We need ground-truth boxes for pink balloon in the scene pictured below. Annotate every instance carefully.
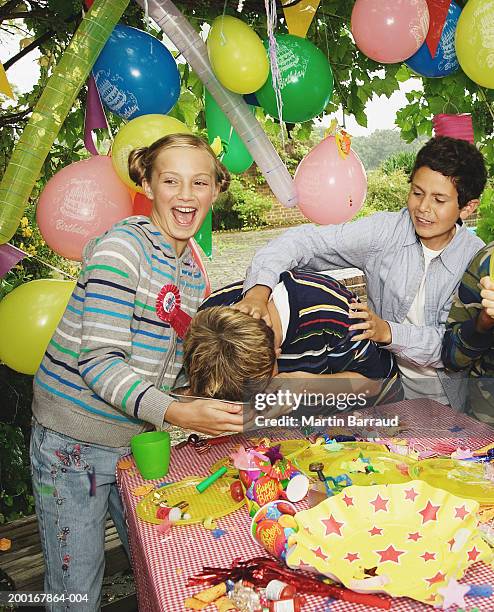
[351,0,429,64]
[37,156,133,261]
[294,136,367,225]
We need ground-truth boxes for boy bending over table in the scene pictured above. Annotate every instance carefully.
[182,270,402,409]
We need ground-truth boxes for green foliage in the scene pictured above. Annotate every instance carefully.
[213,176,272,231]
[350,130,426,171]
[0,202,78,301]
[0,363,36,523]
[380,150,417,176]
[475,185,494,245]
[357,168,409,218]
[394,66,494,172]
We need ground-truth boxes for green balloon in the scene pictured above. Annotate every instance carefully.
[194,208,212,259]
[256,34,334,123]
[205,89,254,174]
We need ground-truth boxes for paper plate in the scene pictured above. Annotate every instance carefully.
[292,443,390,480]
[287,480,491,605]
[136,476,245,525]
[209,439,310,477]
[410,458,494,505]
[322,449,416,487]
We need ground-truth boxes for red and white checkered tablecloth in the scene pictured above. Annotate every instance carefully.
[117,400,494,612]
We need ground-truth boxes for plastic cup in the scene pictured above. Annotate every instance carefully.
[251,500,298,561]
[131,431,170,480]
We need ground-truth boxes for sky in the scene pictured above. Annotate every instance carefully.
[0,26,421,137]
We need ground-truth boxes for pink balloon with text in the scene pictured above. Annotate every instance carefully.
[351,0,429,64]
[37,156,133,261]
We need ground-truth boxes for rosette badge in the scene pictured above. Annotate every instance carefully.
[156,284,192,338]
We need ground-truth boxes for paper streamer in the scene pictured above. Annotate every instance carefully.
[0,62,14,99]
[84,74,109,155]
[0,0,129,245]
[134,0,297,208]
[425,0,453,58]
[0,243,26,278]
[282,0,321,38]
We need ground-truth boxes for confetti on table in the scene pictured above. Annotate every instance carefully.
[467,584,493,597]
[203,516,218,530]
[212,528,226,540]
[438,578,470,609]
[132,484,154,496]
[117,457,134,470]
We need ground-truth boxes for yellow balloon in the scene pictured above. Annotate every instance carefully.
[207,16,269,94]
[111,114,192,192]
[455,0,494,89]
[0,279,75,375]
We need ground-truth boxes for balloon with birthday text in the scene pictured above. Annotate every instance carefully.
[351,0,430,64]
[294,136,367,225]
[406,1,461,78]
[93,24,180,119]
[455,0,494,89]
[255,34,334,123]
[37,156,133,261]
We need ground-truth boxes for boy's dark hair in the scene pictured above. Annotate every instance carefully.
[410,136,487,208]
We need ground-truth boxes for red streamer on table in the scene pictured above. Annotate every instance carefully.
[188,556,390,610]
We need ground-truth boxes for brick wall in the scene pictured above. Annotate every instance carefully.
[245,163,481,229]
[242,165,309,227]
[264,197,309,226]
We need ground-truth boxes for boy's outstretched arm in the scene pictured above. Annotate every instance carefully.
[243,216,381,294]
[442,247,494,371]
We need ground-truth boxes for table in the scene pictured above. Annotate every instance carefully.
[117,400,494,611]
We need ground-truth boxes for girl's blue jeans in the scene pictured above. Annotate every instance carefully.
[30,418,131,611]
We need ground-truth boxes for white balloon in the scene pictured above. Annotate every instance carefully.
[134,0,297,208]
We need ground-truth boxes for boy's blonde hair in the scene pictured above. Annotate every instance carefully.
[183,306,276,402]
[128,133,230,192]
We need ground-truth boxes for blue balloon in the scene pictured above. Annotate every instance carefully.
[405,1,461,78]
[93,24,180,119]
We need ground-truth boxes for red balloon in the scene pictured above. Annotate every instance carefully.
[133,193,153,216]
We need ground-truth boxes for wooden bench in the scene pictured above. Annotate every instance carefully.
[0,515,136,609]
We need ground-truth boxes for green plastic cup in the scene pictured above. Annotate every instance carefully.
[131,431,171,480]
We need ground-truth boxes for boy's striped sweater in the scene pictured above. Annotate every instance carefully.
[32,217,206,447]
